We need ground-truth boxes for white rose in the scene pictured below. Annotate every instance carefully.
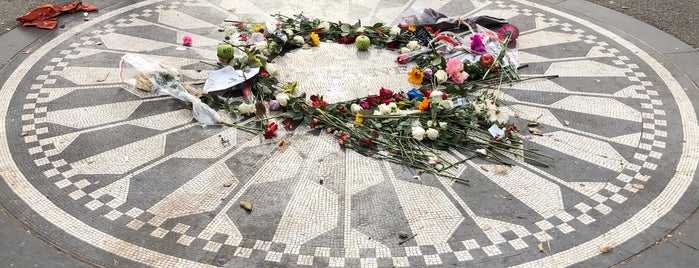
[435,70,448,84]
[356,26,366,32]
[318,21,330,31]
[264,63,279,76]
[439,99,454,110]
[237,103,255,115]
[387,102,398,114]
[411,127,425,141]
[284,28,294,37]
[400,47,412,54]
[373,110,382,115]
[426,128,439,140]
[407,40,420,51]
[486,109,499,122]
[292,35,305,45]
[350,103,363,114]
[275,93,290,106]
[430,90,444,103]
[389,26,401,36]
[377,103,390,115]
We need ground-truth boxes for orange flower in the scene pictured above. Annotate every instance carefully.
[407,26,416,32]
[310,32,320,46]
[417,98,431,111]
[407,67,424,84]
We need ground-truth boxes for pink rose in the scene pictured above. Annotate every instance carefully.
[445,58,463,76]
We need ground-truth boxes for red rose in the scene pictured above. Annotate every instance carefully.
[379,87,393,98]
[420,89,432,97]
[310,95,320,102]
[385,41,398,49]
[240,35,248,41]
[266,122,278,132]
[358,138,374,147]
[337,36,356,44]
[365,95,380,106]
[396,54,409,64]
[263,122,279,139]
[336,105,346,113]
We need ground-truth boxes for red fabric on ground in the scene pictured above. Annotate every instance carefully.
[16,1,98,30]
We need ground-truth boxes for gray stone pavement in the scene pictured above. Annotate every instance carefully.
[0,0,698,267]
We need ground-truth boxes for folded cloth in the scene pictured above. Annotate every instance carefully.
[16,1,97,30]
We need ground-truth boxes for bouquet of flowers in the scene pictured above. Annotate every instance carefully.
[199,11,554,180]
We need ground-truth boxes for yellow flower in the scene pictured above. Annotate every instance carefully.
[310,32,320,46]
[417,98,431,111]
[407,26,416,32]
[253,24,266,33]
[407,67,424,84]
[355,112,364,124]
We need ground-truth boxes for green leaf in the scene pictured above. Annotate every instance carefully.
[372,22,383,28]
[431,57,442,66]
[340,24,350,33]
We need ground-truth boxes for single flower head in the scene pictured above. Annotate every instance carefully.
[407,67,424,84]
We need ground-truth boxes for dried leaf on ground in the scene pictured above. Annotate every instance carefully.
[528,127,543,136]
[537,243,544,252]
[398,231,408,239]
[632,183,645,190]
[480,165,489,171]
[96,72,109,82]
[493,166,508,175]
[564,120,570,126]
[481,225,491,231]
[598,245,612,253]
[240,200,253,211]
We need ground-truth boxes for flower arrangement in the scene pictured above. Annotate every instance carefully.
[201,12,554,181]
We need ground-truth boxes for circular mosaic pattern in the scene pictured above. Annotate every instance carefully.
[0,0,697,267]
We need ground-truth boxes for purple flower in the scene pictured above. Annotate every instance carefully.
[470,34,487,54]
[268,100,281,111]
[423,68,433,79]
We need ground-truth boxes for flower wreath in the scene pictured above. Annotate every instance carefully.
[198,12,552,181]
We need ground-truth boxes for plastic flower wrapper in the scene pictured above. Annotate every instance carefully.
[119,54,223,126]
[473,24,521,80]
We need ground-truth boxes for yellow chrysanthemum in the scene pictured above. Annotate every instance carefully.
[407,67,424,84]
[310,32,320,46]
[407,26,416,32]
[355,112,364,124]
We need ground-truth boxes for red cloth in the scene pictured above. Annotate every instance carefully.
[16,1,97,30]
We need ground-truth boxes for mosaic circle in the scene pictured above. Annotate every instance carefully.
[0,0,697,267]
